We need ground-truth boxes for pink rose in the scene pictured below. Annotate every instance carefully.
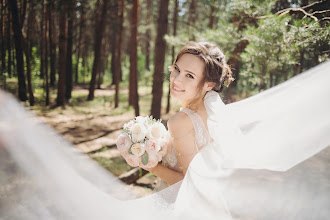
[145,139,160,154]
[158,138,169,157]
[139,153,159,169]
[125,154,140,167]
[116,133,132,152]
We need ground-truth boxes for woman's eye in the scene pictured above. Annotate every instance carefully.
[174,66,180,72]
[187,74,194,79]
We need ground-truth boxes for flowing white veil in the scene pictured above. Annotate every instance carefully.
[175,61,330,219]
[0,61,329,219]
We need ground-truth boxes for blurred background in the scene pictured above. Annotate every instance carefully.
[0,0,329,196]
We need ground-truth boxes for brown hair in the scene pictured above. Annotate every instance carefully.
[173,41,234,93]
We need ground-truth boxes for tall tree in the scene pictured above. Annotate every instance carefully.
[24,0,35,106]
[166,0,178,113]
[145,0,152,71]
[44,0,49,105]
[87,0,108,101]
[151,0,169,119]
[40,0,49,105]
[115,0,125,108]
[0,0,5,75]
[40,0,45,80]
[129,0,140,116]
[75,2,85,85]
[208,0,216,29]
[7,3,12,78]
[9,0,27,101]
[227,40,249,88]
[110,23,117,85]
[56,0,68,106]
[65,0,75,100]
[188,0,196,38]
[48,0,56,87]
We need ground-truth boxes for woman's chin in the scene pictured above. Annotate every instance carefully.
[170,90,184,100]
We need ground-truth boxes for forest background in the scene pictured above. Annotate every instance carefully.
[0,0,329,195]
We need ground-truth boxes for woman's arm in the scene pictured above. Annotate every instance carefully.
[168,112,198,176]
[142,112,197,185]
[143,164,184,185]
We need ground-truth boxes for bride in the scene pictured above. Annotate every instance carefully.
[0,42,329,219]
[144,42,234,186]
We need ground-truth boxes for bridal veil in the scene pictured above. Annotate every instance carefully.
[0,61,329,219]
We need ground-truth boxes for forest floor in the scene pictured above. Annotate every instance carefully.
[30,85,177,198]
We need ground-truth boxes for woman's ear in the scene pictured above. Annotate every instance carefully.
[204,82,216,91]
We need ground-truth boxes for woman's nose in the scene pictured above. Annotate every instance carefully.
[172,72,183,84]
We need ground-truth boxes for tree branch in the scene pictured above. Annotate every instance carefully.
[277,7,319,21]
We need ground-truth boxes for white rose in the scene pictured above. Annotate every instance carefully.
[130,143,146,157]
[148,123,166,139]
[135,116,146,123]
[130,123,146,142]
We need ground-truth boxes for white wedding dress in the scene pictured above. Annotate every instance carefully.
[0,61,329,219]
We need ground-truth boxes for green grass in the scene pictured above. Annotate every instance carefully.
[93,156,132,177]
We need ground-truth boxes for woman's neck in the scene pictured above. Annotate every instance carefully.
[181,97,205,112]
[181,91,208,111]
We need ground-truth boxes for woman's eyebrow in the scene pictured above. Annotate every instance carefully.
[175,63,197,77]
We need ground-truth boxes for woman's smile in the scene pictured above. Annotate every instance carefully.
[172,83,185,93]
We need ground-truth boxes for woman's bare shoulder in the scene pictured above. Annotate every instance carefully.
[167,111,193,139]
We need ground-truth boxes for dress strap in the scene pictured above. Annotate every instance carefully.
[180,108,210,151]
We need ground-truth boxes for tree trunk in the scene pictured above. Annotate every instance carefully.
[151,0,169,119]
[166,0,178,114]
[44,0,49,105]
[56,0,68,106]
[65,0,74,100]
[7,5,12,78]
[82,34,89,84]
[208,1,215,29]
[115,0,125,108]
[49,0,56,87]
[40,0,45,80]
[41,0,49,105]
[9,0,27,101]
[145,0,152,71]
[298,50,304,74]
[87,0,108,101]
[12,44,16,77]
[23,0,34,106]
[188,0,196,37]
[1,0,6,74]
[129,0,140,116]
[75,4,85,85]
[110,28,117,85]
[227,39,249,87]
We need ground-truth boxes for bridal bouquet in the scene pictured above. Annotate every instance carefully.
[116,116,169,169]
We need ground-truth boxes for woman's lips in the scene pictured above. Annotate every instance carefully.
[172,86,185,92]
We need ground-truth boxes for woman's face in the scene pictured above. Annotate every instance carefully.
[170,53,208,105]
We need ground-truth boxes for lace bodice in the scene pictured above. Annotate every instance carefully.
[161,108,211,172]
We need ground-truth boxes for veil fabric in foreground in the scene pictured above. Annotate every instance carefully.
[1,61,330,219]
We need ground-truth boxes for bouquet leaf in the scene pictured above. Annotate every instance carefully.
[141,152,149,166]
[128,146,133,155]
